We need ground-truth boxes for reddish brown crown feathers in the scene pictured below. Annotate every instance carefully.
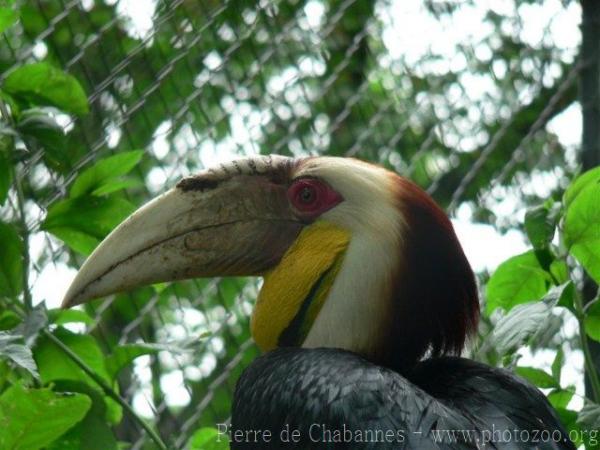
[385,175,480,370]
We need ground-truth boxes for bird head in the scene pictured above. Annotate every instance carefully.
[63,155,479,370]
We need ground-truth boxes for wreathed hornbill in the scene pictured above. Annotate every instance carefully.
[63,155,574,449]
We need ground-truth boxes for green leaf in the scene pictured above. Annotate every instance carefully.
[188,427,230,450]
[0,89,20,118]
[105,342,187,381]
[0,221,23,297]
[91,178,143,197]
[578,402,600,429]
[104,397,122,425]
[15,306,48,347]
[47,309,93,327]
[0,135,11,205]
[491,297,557,355]
[556,408,583,446]
[583,431,600,450]
[548,388,575,410]
[46,381,118,450]
[555,275,575,310]
[545,282,575,309]
[34,327,110,387]
[44,228,100,256]
[549,260,569,285]
[485,250,549,315]
[105,343,164,381]
[0,310,21,330]
[524,203,560,250]
[42,195,135,255]
[17,109,66,155]
[564,166,600,207]
[70,151,144,198]
[0,7,18,34]
[0,384,91,450]
[552,348,564,382]
[564,182,600,283]
[515,366,559,389]
[42,196,135,237]
[14,108,71,173]
[0,332,39,378]
[584,300,600,343]
[3,62,89,116]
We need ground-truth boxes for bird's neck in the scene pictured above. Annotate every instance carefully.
[301,227,399,366]
[251,222,351,351]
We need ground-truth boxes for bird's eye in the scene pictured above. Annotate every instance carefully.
[290,180,321,211]
[287,178,343,219]
[299,186,316,204]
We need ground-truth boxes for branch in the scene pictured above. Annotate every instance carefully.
[42,329,168,450]
[0,98,31,310]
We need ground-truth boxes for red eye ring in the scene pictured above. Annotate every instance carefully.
[287,178,343,219]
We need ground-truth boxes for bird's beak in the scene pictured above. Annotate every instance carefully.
[62,157,302,308]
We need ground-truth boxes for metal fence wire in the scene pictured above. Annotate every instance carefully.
[0,0,585,448]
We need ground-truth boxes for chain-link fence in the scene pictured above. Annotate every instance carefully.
[0,0,586,448]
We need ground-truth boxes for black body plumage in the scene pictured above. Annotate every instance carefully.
[231,348,575,450]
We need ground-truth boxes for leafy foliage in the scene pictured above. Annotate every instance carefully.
[515,366,559,389]
[0,331,38,378]
[483,167,600,444]
[0,221,22,297]
[42,196,136,255]
[188,427,230,450]
[0,31,153,445]
[3,62,88,116]
[564,172,600,284]
[0,384,91,450]
[485,251,549,314]
[40,151,143,255]
[0,6,18,35]
[585,300,600,343]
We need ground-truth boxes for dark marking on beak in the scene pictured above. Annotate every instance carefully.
[176,177,220,192]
